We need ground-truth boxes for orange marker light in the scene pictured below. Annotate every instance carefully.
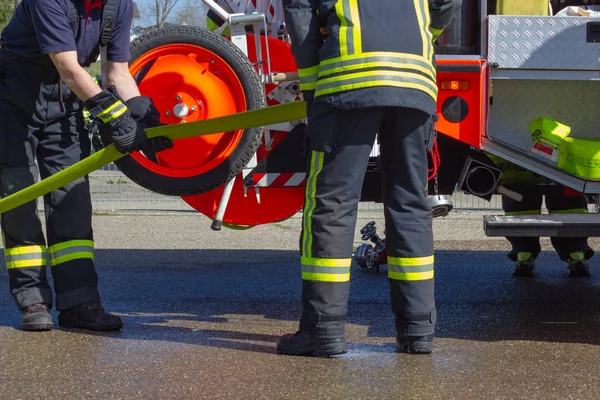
[440,80,469,91]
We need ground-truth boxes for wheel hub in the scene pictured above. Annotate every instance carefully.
[173,103,189,119]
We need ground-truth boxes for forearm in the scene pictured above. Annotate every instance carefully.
[50,52,101,101]
[107,66,140,102]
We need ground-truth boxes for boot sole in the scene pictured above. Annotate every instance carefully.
[397,344,433,354]
[23,322,53,331]
[277,342,348,358]
[58,317,123,331]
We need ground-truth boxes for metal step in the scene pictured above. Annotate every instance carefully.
[484,213,600,237]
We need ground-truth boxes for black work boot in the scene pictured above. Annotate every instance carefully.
[22,303,53,331]
[397,333,434,354]
[58,302,122,331]
[512,252,536,277]
[566,252,591,278]
[277,329,347,357]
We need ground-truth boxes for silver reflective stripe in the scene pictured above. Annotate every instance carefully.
[316,72,438,94]
[388,264,434,274]
[302,265,352,275]
[5,252,45,263]
[50,246,94,260]
[319,56,435,79]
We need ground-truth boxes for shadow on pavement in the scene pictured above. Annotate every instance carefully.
[1,249,599,352]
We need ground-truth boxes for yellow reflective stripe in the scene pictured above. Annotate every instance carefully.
[302,272,351,282]
[298,66,319,77]
[422,0,433,60]
[389,270,434,281]
[6,259,46,269]
[413,0,432,60]
[505,210,542,216]
[317,80,437,100]
[320,51,432,67]
[300,82,317,91]
[387,255,434,266]
[315,70,438,100]
[97,101,127,123]
[299,66,319,91]
[348,0,361,54]
[5,245,46,256]
[336,0,349,56]
[49,240,94,254]
[302,151,325,258]
[50,252,94,267]
[549,208,589,214]
[301,257,352,267]
[319,61,435,81]
[97,101,122,118]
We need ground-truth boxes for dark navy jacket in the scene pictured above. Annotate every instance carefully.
[1,0,133,67]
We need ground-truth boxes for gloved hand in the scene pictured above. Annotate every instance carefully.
[126,95,174,154]
[84,87,172,155]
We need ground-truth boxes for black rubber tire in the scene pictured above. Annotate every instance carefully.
[115,25,265,196]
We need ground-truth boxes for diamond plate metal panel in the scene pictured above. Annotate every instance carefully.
[488,15,600,70]
[488,79,600,159]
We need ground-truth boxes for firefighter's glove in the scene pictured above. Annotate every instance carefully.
[84,87,172,155]
[126,95,163,128]
[125,95,174,154]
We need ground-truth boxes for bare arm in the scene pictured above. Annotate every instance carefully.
[49,51,101,101]
[106,60,140,102]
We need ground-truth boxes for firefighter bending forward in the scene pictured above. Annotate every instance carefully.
[0,0,172,331]
[277,0,461,356]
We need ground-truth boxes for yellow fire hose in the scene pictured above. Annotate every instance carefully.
[0,101,307,214]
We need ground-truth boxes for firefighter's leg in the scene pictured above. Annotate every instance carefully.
[277,104,382,357]
[378,107,436,354]
[502,193,543,277]
[36,112,122,330]
[0,105,54,331]
[546,193,594,277]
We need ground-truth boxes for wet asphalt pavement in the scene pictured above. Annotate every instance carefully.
[1,210,600,399]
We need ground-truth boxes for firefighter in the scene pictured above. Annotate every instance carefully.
[492,158,594,277]
[276,0,461,356]
[0,0,172,331]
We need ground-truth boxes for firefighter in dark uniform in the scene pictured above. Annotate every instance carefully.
[277,0,461,356]
[0,0,171,331]
[491,157,594,277]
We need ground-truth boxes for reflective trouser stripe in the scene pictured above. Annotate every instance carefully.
[49,240,94,266]
[299,65,319,91]
[96,101,127,123]
[549,208,588,214]
[5,245,47,269]
[388,256,434,281]
[335,0,361,56]
[301,257,351,282]
[505,210,542,216]
[414,0,433,60]
[302,151,325,258]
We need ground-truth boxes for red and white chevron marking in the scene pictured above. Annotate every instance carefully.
[251,173,306,188]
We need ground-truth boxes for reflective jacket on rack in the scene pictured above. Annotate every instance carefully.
[284,0,461,114]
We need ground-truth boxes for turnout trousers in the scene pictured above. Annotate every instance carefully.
[502,193,594,261]
[299,103,436,338]
[0,51,100,311]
